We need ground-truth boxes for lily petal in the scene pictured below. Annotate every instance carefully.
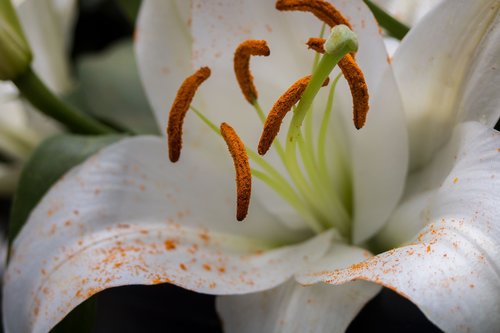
[3,136,333,333]
[297,122,500,332]
[217,279,380,333]
[16,0,76,92]
[392,0,500,170]
[307,2,409,245]
[218,243,380,333]
[373,0,444,26]
[135,0,192,134]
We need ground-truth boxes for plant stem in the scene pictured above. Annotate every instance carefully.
[13,68,116,135]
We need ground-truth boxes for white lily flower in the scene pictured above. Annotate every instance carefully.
[0,0,77,193]
[3,0,500,332]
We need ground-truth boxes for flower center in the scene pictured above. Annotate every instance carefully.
[166,0,369,243]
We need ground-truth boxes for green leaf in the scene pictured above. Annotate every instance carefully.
[65,40,159,135]
[363,0,410,40]
[9,134,124,243]
[115,0,142,23]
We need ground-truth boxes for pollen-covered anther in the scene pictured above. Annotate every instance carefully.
[234,40,271,104]
[220,122,252,221]
[306,37,369,129]
[276,0,352,30]
[339,55,369,129]
[258,75,330,155]
[167,67,211,162]
[306,37,327,54]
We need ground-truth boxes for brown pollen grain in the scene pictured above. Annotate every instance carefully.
[220,123,252,221]
[234,40,270,104]
[167,66,211,162]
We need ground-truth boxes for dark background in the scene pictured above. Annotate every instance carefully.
[6,0,489,331]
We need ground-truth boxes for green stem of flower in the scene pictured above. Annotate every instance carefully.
[317,73,341,178]
[12,68,116,135]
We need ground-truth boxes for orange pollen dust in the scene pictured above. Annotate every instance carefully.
[276,0,352,30]
[258,75,330,155]
[167,66,211,162]
[220,122,252,221]
[234,40,271,104]
[306,37,369,129]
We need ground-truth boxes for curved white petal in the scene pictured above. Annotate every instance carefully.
[135,0,192,134]
[3,136,334,333]
[297,0,408,244]
[16,0,75,93]
[218,242,380,333]
[373,0,444,26]
[217,279,380,333]
[376,119,488,247]
[297,122,500,332]
[346,66,408,244]
[393,0,500,170]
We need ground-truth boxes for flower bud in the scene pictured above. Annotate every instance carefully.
[0,0,32,80]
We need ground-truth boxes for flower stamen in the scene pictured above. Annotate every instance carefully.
[258,76,329,155]
[275,0,352,30]
[306,37,369,129]
[167,67,211,162]
[220,122,252,221]
[234,40,271,104]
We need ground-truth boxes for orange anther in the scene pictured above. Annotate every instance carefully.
[306,38,369,129]
[220,123,252,221]
[234,40,271,104]
[167,67,211,162]
[258,75,329,155]
[276,0,352,30]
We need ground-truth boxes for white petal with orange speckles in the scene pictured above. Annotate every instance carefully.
[297,122,500,332]
[392,0,500,171]
[218,243,380,333]
[2,136,334,333]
